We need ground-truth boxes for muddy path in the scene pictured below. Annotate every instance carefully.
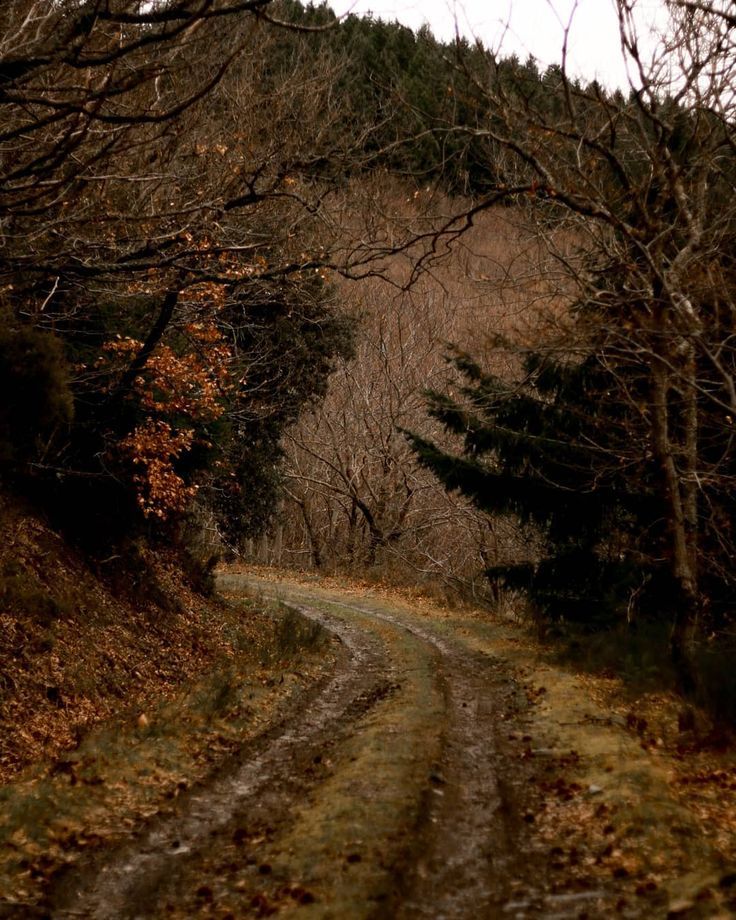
[32,573,686,918]
[43,598,396,918]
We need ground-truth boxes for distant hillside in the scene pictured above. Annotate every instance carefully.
[272,0,574,195]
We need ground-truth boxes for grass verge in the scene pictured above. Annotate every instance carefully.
[0,599,334,912]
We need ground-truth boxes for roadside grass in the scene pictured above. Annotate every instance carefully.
[0,600,332,911]
[534,616,736,732]
[547,619,678,695]
[423,609,736,913]
[241,571,736,915]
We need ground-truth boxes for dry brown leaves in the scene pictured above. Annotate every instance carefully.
[0,500,264,784]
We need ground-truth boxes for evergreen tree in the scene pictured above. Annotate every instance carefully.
[406,340,660,625]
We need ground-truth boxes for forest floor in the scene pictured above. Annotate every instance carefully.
[2,562,736,918]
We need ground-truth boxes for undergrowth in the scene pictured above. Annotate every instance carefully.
[541,615,736,731]
[550,620,677,694]
[690,634,736,727]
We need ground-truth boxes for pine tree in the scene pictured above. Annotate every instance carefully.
[406,341,661,626]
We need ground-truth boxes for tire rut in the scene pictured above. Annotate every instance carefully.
[317,599,531,919]
[38,578,614,919]
[277,592,611,919]
[44,605,397,920]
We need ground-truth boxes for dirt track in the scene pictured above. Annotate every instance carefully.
[38,576,583,917]
[32,573,728,918]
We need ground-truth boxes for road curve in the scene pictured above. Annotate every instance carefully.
[42,574,614,918]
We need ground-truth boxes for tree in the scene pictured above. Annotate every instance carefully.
[262,196,544,598]
[405,0,736,688]
[204,273,354,543]
[281,276,468,574]
[0,1,362,547]
[409,342,655,623]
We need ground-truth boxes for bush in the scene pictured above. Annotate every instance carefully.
[176,509,222,597]
[692,635,736,727]
[0,325,73,471]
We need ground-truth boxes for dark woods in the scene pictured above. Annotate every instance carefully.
[2,1,736,716]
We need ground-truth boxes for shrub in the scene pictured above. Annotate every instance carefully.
[0,325,73,471]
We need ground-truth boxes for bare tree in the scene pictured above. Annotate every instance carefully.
[394,0,736,683]
[0,1,374,527]
[264,199,557,598]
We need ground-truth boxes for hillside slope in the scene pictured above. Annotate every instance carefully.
[0,495,291,782]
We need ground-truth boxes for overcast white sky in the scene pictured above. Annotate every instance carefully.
[328,0,669,88]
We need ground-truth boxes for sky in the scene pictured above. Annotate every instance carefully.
[327,0,669,89]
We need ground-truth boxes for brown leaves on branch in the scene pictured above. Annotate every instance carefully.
[120,421,198,520]
[103,325,236,519]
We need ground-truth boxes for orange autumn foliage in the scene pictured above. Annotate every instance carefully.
[120,421,198,519]
[102,325,235,519]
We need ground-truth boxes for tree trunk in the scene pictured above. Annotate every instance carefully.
[297,497,323,569]
[114,289,180,399]
[650,361,699,695]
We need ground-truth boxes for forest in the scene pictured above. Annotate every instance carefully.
[2,0,736,726]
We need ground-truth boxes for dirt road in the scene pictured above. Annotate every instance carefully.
[32,573,730,918]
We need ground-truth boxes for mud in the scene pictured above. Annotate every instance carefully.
[299,596,612,919]
[44,603,394,918]
[33,574,654,918]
